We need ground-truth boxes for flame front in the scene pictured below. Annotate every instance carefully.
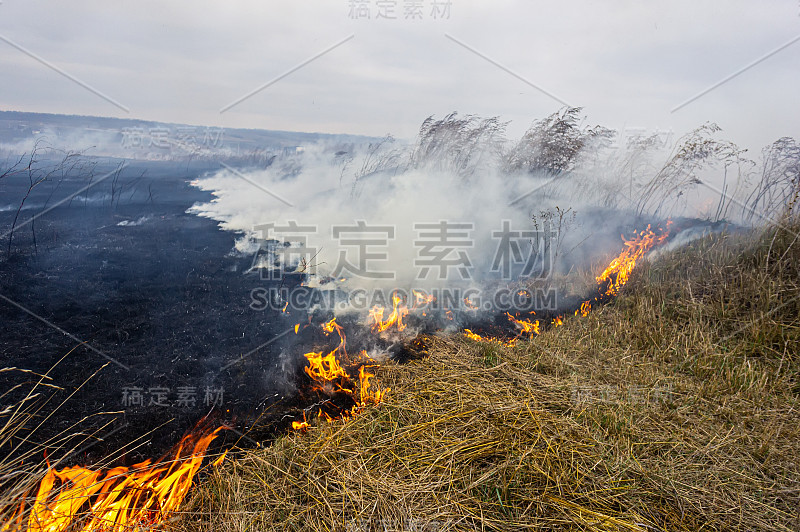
[368,292,409,333]
[464,222,670,343]
[303,350,352,393]
[595,223,671,297]
[575,300,592,317]
[6,427,223,532]
[575,222,671,315]
[506,313,540,337]
[463,329,517,347]
[358,366,388,405]
[295,315,390,431]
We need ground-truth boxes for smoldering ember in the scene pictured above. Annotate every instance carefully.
[1,4,799,529]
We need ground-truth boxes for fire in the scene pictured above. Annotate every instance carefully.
[211,449,228,468]
[368,292,408,332]
[318,410,340,423]
[292,413,310,432]
[462,222,670,343]
[571,222,670,316]
[463,329,517,347]
[6,426,223,532]
[303,350,351,392]
[506,313,540,336]
[4,224,674,528]
[293,317,390,431]
[463,314,538,347]
[358,366,388,405]
[321,317,340,335]
[595,223,671,297]
[303,317,352,393]
[411,290,435,308]
[463,297,479,310]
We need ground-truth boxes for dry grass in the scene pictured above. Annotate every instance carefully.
[0,358,133,529]
[175,224,800,531]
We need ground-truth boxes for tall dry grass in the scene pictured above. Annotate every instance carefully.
[174,223,800,531]
[0,357,140,529]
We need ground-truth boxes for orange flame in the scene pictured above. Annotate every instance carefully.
[576,300,592,317]
[463,297,479,310]
[596,223,671,297]
[462,223,670,344]
[321,317,340,335]
[293,318,389,431]
[506,313,540,336]
[6,426,223,532]
[358,366,389,405]
[303,350,351,391]
[573,222,671,317]
[411,290,435,309]
[368,292,408,333]
[292,413,310,432]
[463,329,517,347]
[302,316,353,394]
[291,420,310,431]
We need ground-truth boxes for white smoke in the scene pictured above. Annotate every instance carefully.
[187,111,758,305]
[189,145,559,294]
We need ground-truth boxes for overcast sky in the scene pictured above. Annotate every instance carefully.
[1,1,798,152]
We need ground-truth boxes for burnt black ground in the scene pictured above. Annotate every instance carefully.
[0,156,719,469]
[0,158,305,465]
[0,155,543,468]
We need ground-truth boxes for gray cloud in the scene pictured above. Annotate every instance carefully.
[0,0,797,151]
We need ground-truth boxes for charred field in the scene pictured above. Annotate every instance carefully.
[175,222,800,532]
[1,109,799,532]
[0,160,314,464]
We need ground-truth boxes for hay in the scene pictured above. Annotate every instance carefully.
[173,224,800,531]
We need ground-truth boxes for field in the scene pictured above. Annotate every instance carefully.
[2,111,798,531]
[174,222,800,531]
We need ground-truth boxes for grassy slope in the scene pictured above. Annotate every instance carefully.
[177,225,800,532]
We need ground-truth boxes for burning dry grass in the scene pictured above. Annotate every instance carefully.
[0,358,122,530]
[519,224,800,531]
[0,359,222,531]
[176,343,650,531]
[6,222,797,531]
[176,222,800,531]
